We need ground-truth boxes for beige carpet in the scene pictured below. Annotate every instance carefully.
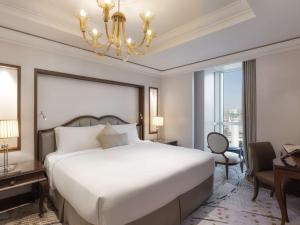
[0,165,299,225]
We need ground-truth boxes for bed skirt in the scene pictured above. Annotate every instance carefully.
[50,175,213,225]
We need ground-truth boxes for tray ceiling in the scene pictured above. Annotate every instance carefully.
[0,0,300,72]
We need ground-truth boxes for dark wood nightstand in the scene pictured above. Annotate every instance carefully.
[152,139,178,146]
[0,160,49,217]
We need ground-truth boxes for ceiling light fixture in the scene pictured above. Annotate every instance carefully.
[78,0,156,60]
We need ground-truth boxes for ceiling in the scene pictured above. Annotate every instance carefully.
[0,0,300,72]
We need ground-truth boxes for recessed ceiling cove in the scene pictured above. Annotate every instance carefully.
[0,0,300,72]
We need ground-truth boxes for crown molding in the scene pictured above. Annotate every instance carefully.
[0,2,80,36]
[0,26,161,77]
[150,0,255,54]
[161,36,300,76]
[1,24,300,77]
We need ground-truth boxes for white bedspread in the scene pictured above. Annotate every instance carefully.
[45,141,214,225]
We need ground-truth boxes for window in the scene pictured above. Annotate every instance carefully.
[203,63,243,149]
[222,69,243,148]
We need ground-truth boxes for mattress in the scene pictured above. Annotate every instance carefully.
[45,141,214,225]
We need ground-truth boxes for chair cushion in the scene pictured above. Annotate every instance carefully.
[213,152,242,164]
[256,170,274,187]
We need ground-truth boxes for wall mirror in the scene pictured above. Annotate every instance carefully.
[0,64,21,150]
[149,87,158,134]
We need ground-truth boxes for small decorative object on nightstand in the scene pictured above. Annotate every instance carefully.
[0,160,49,217]
[152,139,178,146]
[152,116,164,141]
[0,119,19,175]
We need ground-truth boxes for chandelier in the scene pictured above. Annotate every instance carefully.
[78,0,156,60]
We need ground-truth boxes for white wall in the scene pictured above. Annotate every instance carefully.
[256,48,300,153]
[0,40,161,165]
[161,72,194,148]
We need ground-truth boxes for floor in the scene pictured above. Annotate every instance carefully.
[0,165,299,225]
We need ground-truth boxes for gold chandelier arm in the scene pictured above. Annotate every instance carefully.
[94,42,113,56]
[134,34,147,49]
[105,22,110,40]
[82,29,111,49]
[121,21,148,56]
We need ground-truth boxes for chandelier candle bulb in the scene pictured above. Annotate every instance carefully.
[127,38,133,46]
[78,9,87,32]
[92,28,98,36]
[80,9,86,17]
[145,11,153,20]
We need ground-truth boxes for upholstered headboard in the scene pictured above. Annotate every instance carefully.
[37,115,143,161]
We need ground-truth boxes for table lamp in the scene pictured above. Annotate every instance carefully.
[0,119,19,174]
[152,116,164,141]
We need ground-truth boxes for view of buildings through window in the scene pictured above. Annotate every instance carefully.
[222,69,243,148]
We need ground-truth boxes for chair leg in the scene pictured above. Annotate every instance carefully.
[270,189,274,197]
[225,164,229,180]
[240,161,244,173]
[252,176,260,201]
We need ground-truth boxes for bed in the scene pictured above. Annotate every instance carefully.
[38,115,214,225]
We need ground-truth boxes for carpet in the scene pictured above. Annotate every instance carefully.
[0,165,299,225]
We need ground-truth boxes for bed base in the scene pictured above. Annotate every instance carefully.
[50,175,213,225]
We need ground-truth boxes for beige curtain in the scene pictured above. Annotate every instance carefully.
[242,59,257,175]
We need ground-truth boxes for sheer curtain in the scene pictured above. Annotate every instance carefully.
[242,59,257,175]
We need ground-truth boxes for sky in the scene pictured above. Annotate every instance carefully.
[223,69,242,110]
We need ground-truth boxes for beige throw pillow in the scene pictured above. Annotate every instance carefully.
[98,133,128,149]
[97,123,129,149]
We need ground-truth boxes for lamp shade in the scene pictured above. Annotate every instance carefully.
[152,116,164,127]
[0,120,19,139]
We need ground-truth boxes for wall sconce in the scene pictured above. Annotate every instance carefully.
[40,111,47,121]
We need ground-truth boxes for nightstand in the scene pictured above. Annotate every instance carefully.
[152,139,178,146]
[0,160,49,217]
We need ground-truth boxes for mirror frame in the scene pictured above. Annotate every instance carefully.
[0,63,21,151]
[149,87,158,134]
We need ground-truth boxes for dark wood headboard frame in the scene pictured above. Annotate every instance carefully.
[34,69,145,161]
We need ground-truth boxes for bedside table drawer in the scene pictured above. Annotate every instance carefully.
[0,172,46,191]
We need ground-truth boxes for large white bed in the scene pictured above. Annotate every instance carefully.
[45,141,214,225]
[37,115,214,225]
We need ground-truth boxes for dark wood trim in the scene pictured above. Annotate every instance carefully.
[34,69,144,88]
[34,69,145,159]
[149,87,159,134]
[139,87,145,140]
[0,63,21,152]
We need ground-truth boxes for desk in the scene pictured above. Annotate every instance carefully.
[273,155,300,225]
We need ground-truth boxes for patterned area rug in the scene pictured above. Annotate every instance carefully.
[0,165,299,225]
[183,165,300,225]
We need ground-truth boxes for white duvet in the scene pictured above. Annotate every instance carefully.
[45,141,214,225]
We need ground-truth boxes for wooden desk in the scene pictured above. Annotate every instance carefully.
[273,155,300,225]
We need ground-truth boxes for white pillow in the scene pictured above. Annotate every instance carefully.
[112,123,140,144]
[55,124,105,153]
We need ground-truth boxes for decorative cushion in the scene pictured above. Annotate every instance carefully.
[99,123,119,135]
[97,123,129,149]
[98,133,129,149]
[213,152,242,164]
